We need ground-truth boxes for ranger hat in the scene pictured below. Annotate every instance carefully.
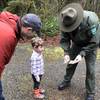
[58,3,83,32]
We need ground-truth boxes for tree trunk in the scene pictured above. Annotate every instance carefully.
[0,0,7,7]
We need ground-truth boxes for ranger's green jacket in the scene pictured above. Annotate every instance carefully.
[60,10,100,56]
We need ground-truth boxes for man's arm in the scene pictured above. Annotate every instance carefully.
[80,11,99,57]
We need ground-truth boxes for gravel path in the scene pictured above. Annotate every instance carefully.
[2,43,100,100]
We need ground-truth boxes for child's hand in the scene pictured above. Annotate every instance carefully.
[35,75,40,82]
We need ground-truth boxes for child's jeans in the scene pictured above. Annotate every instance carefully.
[32,74,42,89]
[0,80,5,100]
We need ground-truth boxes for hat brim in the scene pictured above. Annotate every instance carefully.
[58,3,83,32]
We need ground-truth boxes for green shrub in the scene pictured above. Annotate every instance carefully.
[3,0,59,37]
[42,16,59,37]
[4,0,36,16]
[4,1,28,16]
[0,6,4,11]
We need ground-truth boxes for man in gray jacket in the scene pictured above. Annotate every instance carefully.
[58,3,100,100]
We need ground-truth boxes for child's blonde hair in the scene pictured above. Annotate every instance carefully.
[31,37,43,48]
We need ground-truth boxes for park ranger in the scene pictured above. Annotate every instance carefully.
[58,3,100,100]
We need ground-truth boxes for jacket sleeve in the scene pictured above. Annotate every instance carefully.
[79,43,97,57]
[79,25,99,57]
[80,11,99,57]
[60,31,71,55]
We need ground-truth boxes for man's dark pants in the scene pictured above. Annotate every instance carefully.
[0,80,5,100]
[64,44,97,96]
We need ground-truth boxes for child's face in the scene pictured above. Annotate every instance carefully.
[34,45,44,54]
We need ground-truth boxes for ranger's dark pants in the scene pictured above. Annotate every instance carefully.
[64,44,97,95]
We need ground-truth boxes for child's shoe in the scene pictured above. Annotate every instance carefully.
[33,89,45,99]
[39,88,45,94]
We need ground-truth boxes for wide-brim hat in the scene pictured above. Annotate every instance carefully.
[58,3,83,32]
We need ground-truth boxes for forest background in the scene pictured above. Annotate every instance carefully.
[0,0,100,37]
[1,1,100,100]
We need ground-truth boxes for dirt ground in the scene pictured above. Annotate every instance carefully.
[2,43,100,100]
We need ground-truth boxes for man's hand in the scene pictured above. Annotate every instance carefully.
[69,55,82,64]
[64,55,70,64]
[35,75,40,82]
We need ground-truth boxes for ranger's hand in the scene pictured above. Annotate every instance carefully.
[64,55,70,64]
[69,55,82,64]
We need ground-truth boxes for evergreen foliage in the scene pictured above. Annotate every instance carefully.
[0,0,100,37]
